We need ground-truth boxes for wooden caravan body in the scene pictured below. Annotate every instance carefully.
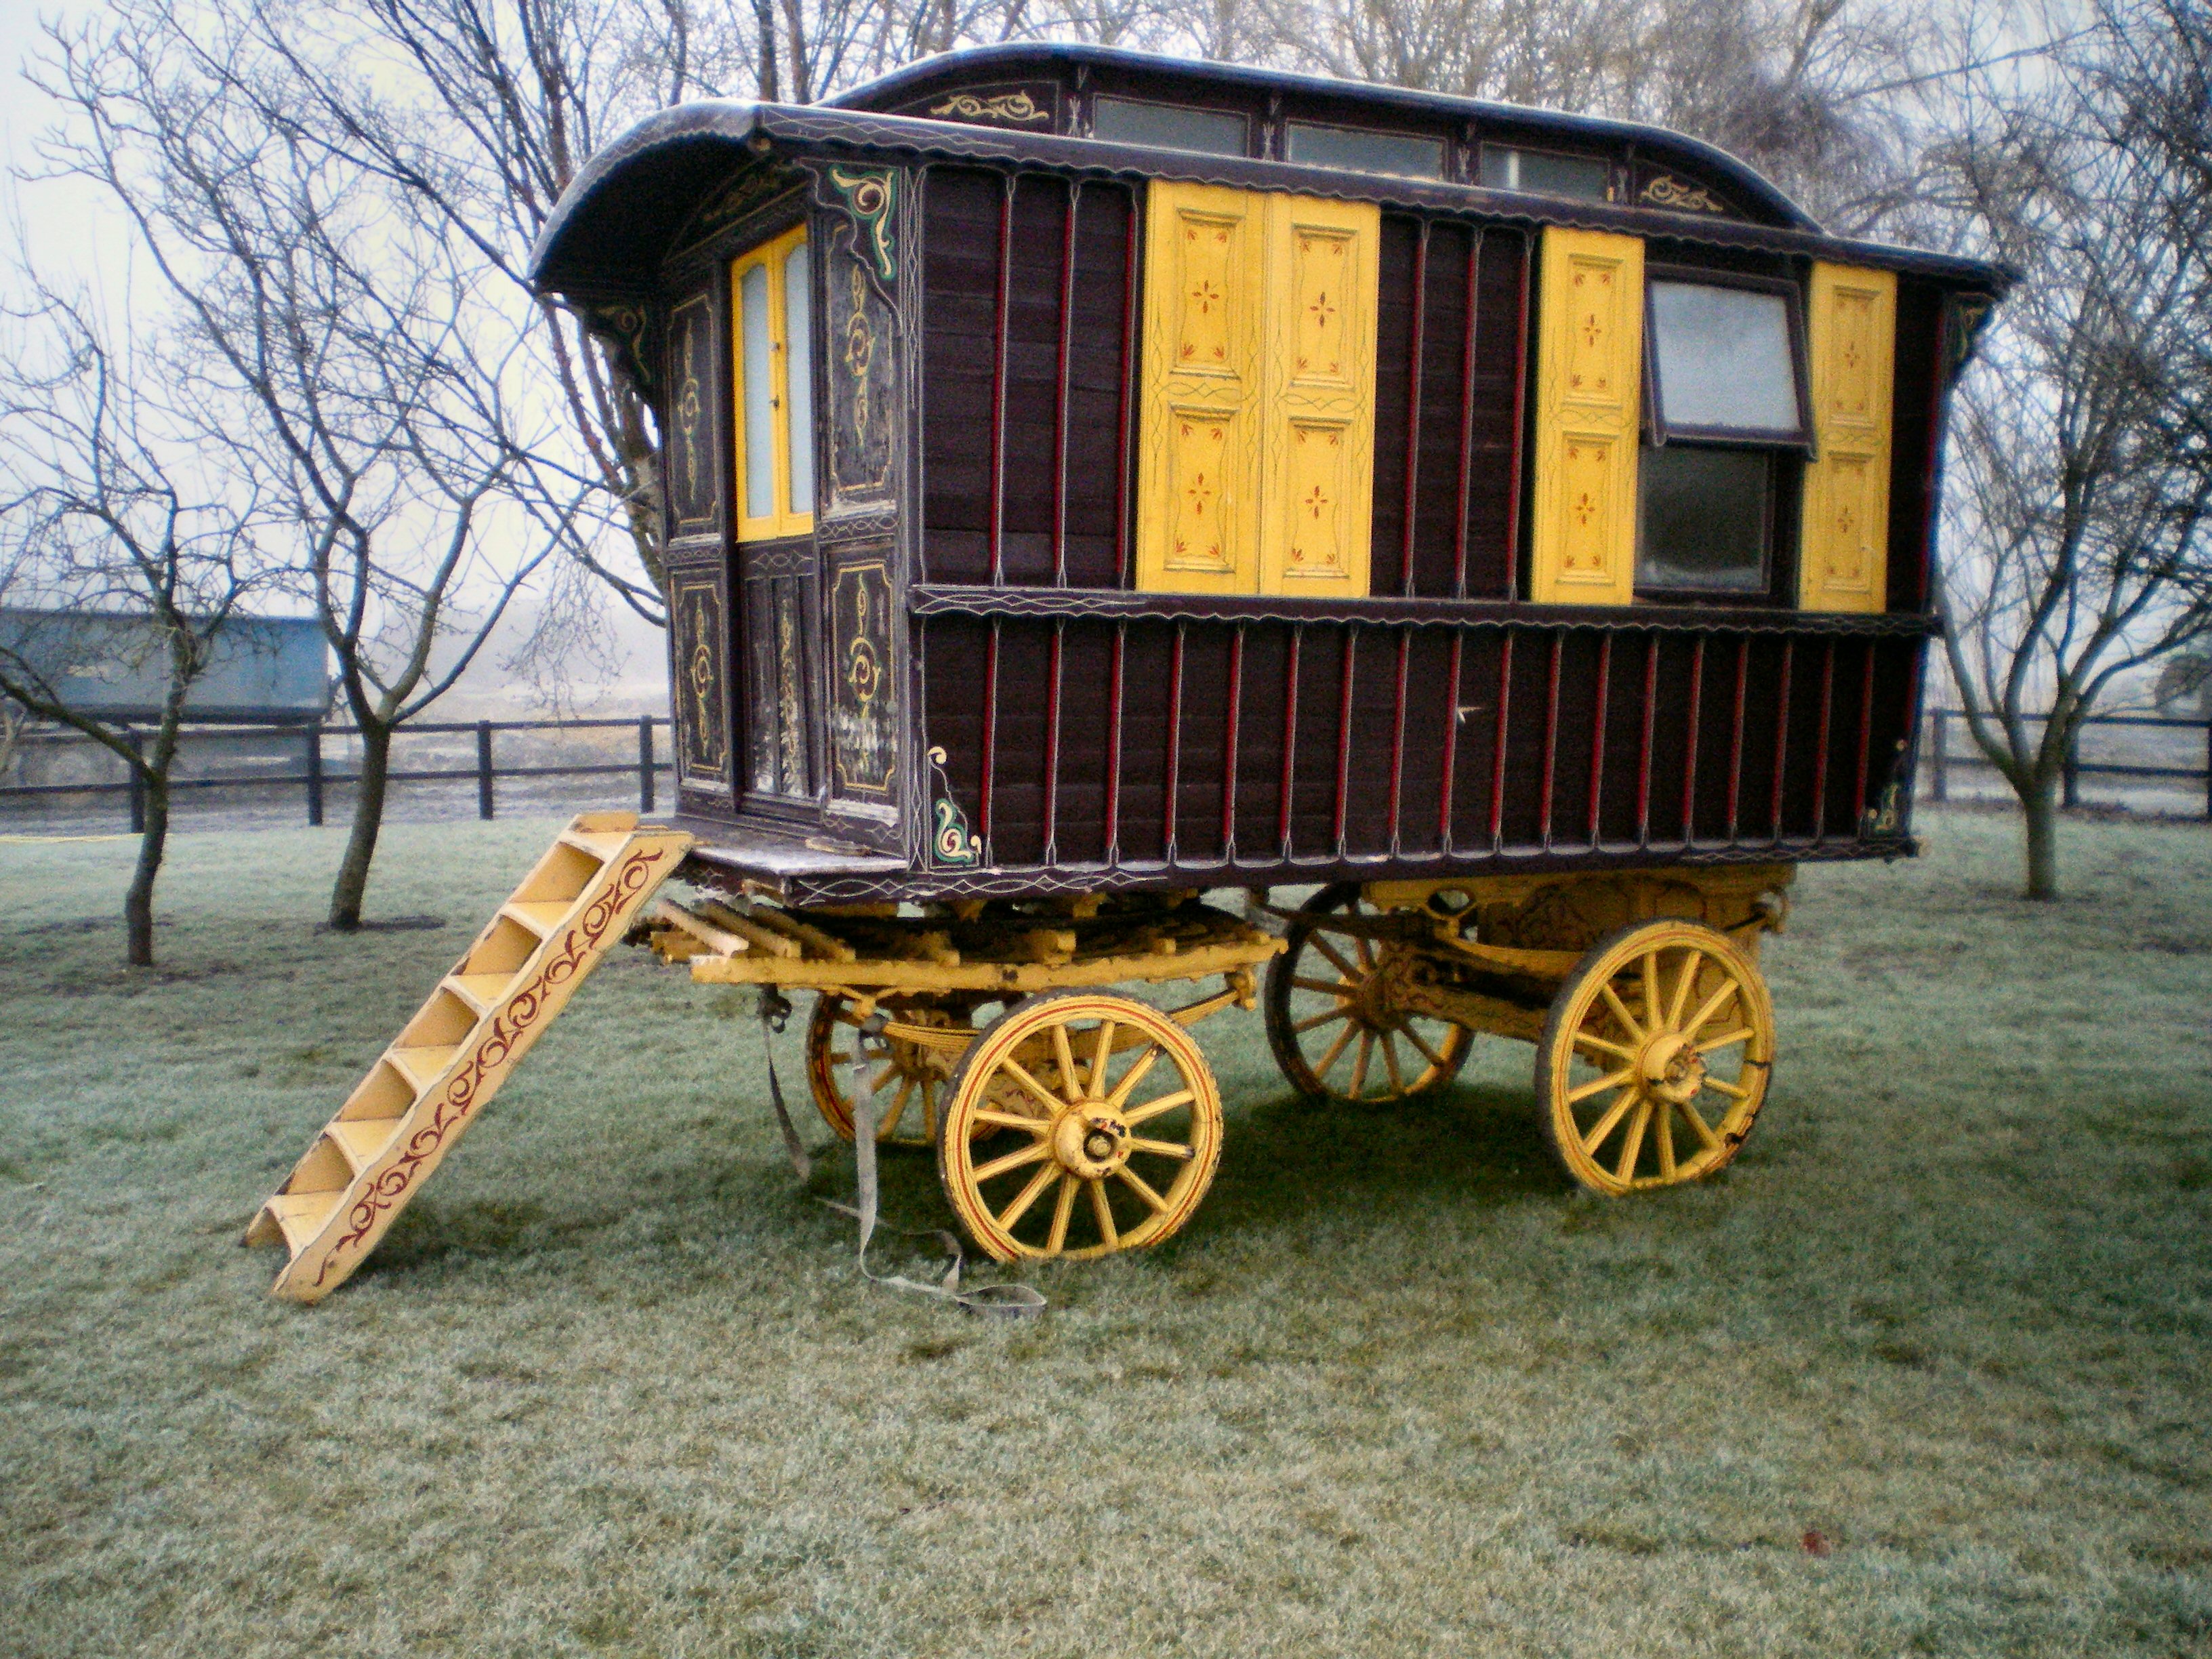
[529,44,2005,911]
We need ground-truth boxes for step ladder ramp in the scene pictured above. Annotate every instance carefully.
[246,812,694,1303]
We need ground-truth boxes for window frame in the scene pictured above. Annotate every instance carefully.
[1640,264,1814,451]
[1477,143,1615,202]
[1282,118,1447,180]
[1088,94,1253,158]
[730,221,816,544]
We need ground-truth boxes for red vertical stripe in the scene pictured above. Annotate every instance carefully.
[1725,638,1748,842]
[988,180,1014,586]
[1769,639,1795,840]
[1439,629,1465,851]
[1502,234,1532,600]
[1042,621,1065,862]
[1164,623,1185,863]
[1851,642,1877,828]
[1051,180,1078,587]
[1387,632,1410,853]
[1538,633,1563,848]
[1811,638,1836,840]
[1332,629,1358,855]
[1635,633,1659,847]
[1488,632,1514,851]
[1681,636,1705,844]
[1105,623,1126,864]
[1278,628,1302,857]
[1452,230,1482,599]
[1221,626,1245,859]
[980,620,1001,852]
[1113,191,1139,587]
[1586,633,1612,848]
[1400,224,1428,597]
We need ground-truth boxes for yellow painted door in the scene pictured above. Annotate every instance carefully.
[1136,183,1267,594]
[1259,195,1379,598]
[1136,182,1379,596]
[1528,226,1643,606]
[1799,262,1896,612]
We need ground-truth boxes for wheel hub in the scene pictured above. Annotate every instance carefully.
[1637,1031,1706,1105]
[1052,1107,1129,1179]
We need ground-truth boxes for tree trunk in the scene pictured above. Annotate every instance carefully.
[2021,773,2062,901]
[328,720,392,930]
[123,774,169,966]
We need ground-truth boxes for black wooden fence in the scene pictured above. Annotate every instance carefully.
[0,716,672,830]
[1923,708,2212,818]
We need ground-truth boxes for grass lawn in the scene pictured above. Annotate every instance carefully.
[3,809,2209,1657]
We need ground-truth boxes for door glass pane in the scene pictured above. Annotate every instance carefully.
[1637,445,1771,592]
[1650,281,1801,436]
[739,260,775,519]
[1286,122,1443,179]
[1092,96,1247,156]
[782,241,814,516]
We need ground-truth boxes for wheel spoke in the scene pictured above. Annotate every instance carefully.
[1703,1075,1752,1100]
[1122,1088,1195,1127]
[1400,1024,1450,1071]
[1684,978,1742,1041]
[1566,1065,1635,1104]
[1666,948,1702,1031]
[1349,1031,1374,1098]
[1313,1022,1357,1082]
[1052,1022,1081,1103]
[1572,1028,1637,1062]
[1126,1135,1195,1161]
[998,1057,1067,1117]
[1089,1018,1118,1098]
[1599,983,1645,1042]
[1103,1046,1162,1111]
[1293,1006,1354,1035]
[1088,1178,1119,1249]
[1292,975,1357,998]
[1695,1026,1755,1055]
[972,1139,1051,1183]
[1355,933,1377,972]
[1380,1032,1408,1096]
[1579,1086,1640,1155]
[921,1082,938,1143]
[1117,1165,1170,1212]
[878,1076,914,1139]
[1045,1173,1078,1254]
[1673,1097,1722,1151]
[1614,1101,1653,1184]
[996,1162,1059,1231]
[1642,950,1662,1033]
[1656,1099,1677,1180]
[971,1107,1050,1132]
[1308,934,1362,983]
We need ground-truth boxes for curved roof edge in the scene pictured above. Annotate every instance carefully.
[830,43,1820,232]
[529,100,2012,300]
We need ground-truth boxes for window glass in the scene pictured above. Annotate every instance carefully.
[782,241,814,515]
[1637,446,1771,592]
[1649,281,1801,436]
[738,260,775,520]
[1479,146,1610,200]
[1286,122,1443,179]
[1092,96,1248,157]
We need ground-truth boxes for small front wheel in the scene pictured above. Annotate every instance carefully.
[806,994,975,1147]
[937,991,1223,1261]
[1535,919,1776,1194]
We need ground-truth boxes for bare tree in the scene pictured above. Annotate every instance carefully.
[0,286,272,966]
[35,8,571,928]
[1931,0,2212,898]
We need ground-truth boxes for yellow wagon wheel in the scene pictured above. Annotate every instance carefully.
[937,990,1224,1262]
[806,995,975,1147]
[1535,918,1776,1195]
[1264,884,1474,1103]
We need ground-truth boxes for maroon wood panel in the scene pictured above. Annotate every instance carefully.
[920,169,1002,583]
[1887,276,1945,615]
[920,611,1925,882]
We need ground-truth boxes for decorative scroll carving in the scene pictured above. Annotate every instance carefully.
[669,569,730,784]
[1639,174,1727,214]
[830,556,898,800]
[811,164,898,290]
[576,302,657,404]
[666,291,718,532]
[927,746,982,866]
[928,89,1050,125]
[826,256,896,510]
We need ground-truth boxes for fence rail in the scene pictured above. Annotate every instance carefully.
[1923,708,2212,818]
[0,716,672,830]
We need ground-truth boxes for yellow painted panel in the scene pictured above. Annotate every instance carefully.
[1259,195,1378,597]
[1799,262,1896,611]
[1137,182,1265,594]
[731,224,814,544]
[1530,227,1642,605]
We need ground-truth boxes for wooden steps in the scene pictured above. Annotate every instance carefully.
[245,811,694,1303]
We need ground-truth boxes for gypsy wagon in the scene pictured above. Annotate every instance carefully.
[247,45,2009,1300]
